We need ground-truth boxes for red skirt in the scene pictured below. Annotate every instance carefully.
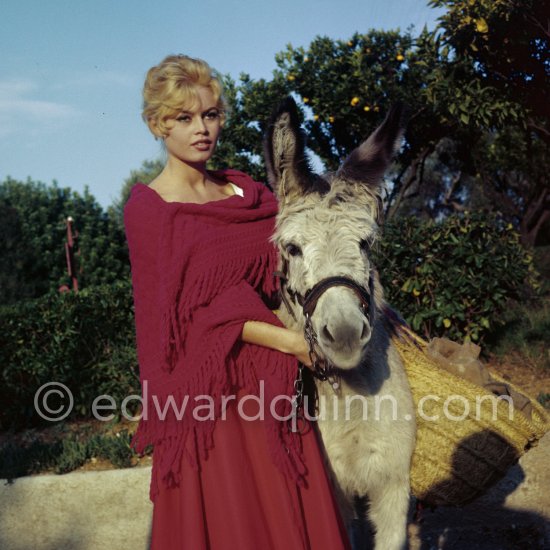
[149,397,351,549]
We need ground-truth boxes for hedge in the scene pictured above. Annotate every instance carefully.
[0,213,535,430]
[375,212,535,342]
[0,281,138,430]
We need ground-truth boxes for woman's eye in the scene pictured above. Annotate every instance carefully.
[205,110,221,120]
[176,115,191,123]
[285,243,302,257]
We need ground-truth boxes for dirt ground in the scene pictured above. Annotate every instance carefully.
[3,357,549,549]
[487,356,550,400]
[58,357,550,549]
[407,433,550,549]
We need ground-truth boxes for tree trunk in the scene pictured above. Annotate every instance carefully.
[386,146,433,219]
[520,187,550,247]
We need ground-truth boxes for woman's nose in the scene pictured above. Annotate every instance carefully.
[194,116,208,134]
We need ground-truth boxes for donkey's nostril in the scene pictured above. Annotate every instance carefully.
[361,322,370,340]
[322,325,335,342]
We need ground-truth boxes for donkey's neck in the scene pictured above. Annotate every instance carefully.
[336,318,392,394]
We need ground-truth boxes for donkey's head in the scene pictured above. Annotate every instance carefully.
[265,97,406,369]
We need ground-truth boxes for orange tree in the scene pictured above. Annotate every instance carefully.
[201,23,542,340]
[427,0,549,246]
[272,28,540,232]
[429,0,549,127]
[211,8,547,244]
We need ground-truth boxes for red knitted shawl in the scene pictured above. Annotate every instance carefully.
[124,169,305,501]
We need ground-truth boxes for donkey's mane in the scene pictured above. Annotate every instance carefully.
[275,176,383,235]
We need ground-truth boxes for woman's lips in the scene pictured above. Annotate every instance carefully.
[192,140,212,151]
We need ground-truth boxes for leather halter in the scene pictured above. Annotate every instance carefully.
[274,259,374,326]
[301,275,373,320]
[274,264,375,382]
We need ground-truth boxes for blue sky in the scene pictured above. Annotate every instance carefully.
[1,0,443,208]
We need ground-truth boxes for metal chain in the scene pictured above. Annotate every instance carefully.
[289,316,315,434]
[293,362,305,410]
[290,361,307,434]
[304,313,329,381]
[304,314,341,393]
[289,314,343,433]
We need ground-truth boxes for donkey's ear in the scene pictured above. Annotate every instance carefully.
[264,96,328,200]
[338,102,407,186]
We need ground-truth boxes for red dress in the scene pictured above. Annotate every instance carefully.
[150,396,350,549]
[124,170,351,550]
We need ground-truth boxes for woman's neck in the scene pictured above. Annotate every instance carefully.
[149,156,230,204]
[161,157,211,190]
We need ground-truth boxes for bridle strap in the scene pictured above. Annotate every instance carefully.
[273,269,298,321]
[273,269,375,383]
[302,276,372,318]
[273,269,374,325]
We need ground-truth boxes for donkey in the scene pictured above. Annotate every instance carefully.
[265,97,416,550]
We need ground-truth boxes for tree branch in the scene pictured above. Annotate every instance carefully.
[443,171,462,204]
[525,13,550,41]
[527,120,550,144]
[387,146,433,219]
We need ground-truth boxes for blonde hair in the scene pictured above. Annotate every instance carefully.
[142,54,226,137]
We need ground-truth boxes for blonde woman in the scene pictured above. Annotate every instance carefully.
[124,54,350,549]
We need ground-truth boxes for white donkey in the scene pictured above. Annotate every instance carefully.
[265,97,416,550]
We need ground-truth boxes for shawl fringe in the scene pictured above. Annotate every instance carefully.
[161,245,279,374]
[126,171,305,502]
[132,341,306,502]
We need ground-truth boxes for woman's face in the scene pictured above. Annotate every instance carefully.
[161,86,223,166]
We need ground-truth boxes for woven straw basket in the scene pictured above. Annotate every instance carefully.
[392,328,550,507]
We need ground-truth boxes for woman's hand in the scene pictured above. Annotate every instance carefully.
[241,321,312,368]
[288,330,312,367]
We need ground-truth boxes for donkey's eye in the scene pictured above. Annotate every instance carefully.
[285,243,302,257]
[359,238,373,252]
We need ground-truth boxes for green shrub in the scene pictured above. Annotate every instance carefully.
[0,177,130,304]
[375,212,535,342]
[533,246,550,294]
[87,429,134,469]
[54,437,89,474]
[54,431,134,474]
[0,281,139,430]
[0,428,138,478]
[0,439,62,479]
